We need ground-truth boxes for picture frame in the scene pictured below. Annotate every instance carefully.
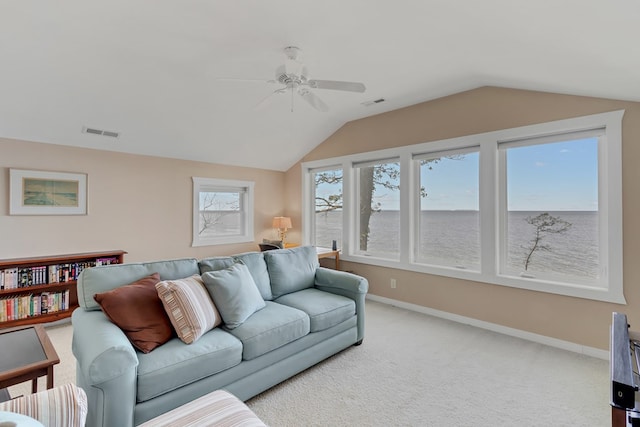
[9,169,87,215]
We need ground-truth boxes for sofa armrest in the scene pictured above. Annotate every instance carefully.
[315,267,368,343]
[314,267,368,294]
[72,308,138,384]
[0,383,88,427]
[72,308,139,427]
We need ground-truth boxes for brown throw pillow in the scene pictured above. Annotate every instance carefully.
[94,272,174,353]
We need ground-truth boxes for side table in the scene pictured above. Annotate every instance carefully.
[0,325,60,394]
[316,247,340,270]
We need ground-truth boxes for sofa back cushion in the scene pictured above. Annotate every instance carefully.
[198,257,235,274]
[77,258,200,311]
[264,246,319,298]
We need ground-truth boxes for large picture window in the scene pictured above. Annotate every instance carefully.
[414,149,480,270]
[302,110,623,303]
[500,135,600,284]
[192,177,254,246]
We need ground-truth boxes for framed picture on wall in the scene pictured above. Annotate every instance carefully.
[9,169,88,215]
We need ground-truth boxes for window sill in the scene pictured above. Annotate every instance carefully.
[342,253,626,304]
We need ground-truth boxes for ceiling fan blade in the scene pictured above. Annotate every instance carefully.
[306,80,366,93]
[255,88,286,110]
[217,78,277,84]
[298,89,329,112]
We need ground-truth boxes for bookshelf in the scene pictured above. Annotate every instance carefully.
[0,250,126,328]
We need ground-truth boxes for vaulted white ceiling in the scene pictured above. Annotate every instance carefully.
[1,1,638,171]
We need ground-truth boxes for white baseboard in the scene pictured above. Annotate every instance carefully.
[366,294,608,360]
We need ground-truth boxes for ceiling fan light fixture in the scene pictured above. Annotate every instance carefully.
[225,46,366,112]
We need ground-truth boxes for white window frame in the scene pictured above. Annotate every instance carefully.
[301,110,624,303]
[192,177,254,247]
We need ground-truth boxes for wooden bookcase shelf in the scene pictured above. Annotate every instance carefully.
[0,250,126,328]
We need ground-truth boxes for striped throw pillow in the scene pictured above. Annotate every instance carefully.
[155,275,222,344]
[0,383,88,427]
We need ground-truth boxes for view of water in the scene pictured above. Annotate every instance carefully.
[315,210,599,279]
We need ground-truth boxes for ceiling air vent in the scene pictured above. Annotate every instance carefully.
[361,98,385,107]
[82,126,120,138]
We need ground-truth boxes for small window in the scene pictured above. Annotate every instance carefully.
[192,177,254,246]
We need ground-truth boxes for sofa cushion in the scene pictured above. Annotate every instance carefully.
[275,288,356,333]
[136,329,242,402]
[232,252,273,300]
[227,301,310,360]
[264,246,319,298]
[201,262,266,329]
[198,257,235,274]
[78,258,200,311]
[94,273,174,353]
[155,275,222,344]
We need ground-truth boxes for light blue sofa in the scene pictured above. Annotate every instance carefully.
[71,246,368,427]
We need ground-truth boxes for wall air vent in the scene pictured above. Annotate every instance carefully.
[361,98,385,107]
[82,126,120,138]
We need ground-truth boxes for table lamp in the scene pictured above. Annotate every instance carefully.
[272,216,292,245]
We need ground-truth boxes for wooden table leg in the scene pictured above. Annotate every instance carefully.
[47,366,54,389]
[335,252,340,270]
[31,378,37,393]
[612,406,626,427]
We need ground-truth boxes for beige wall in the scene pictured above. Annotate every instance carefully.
[3,85,637,350]
[285,86,640,350]
[1,138,286,262]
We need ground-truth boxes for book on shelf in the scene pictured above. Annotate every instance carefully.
[95,257,118,266]
[0,290,71,322]
[0,262,101,290]
[0,267,18,290]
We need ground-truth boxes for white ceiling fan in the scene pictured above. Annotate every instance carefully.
[225,46,366,112]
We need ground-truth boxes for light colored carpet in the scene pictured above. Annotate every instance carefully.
[8,301,609,426]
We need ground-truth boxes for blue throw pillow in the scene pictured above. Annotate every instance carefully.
[201,262,266,329]
[233,252,273,300]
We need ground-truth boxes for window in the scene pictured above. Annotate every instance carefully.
[192,177,254,246]
[500,135,600,285]
[312,167,343,249]
[355,158,401,260]
[414,149,480,270]
[302,110,623,303]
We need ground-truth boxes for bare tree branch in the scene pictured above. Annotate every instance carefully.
[523,212,572,271]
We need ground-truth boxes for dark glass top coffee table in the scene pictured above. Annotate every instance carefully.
[0,324,60,393]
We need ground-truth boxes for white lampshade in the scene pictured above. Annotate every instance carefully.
[272,216,292,230]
